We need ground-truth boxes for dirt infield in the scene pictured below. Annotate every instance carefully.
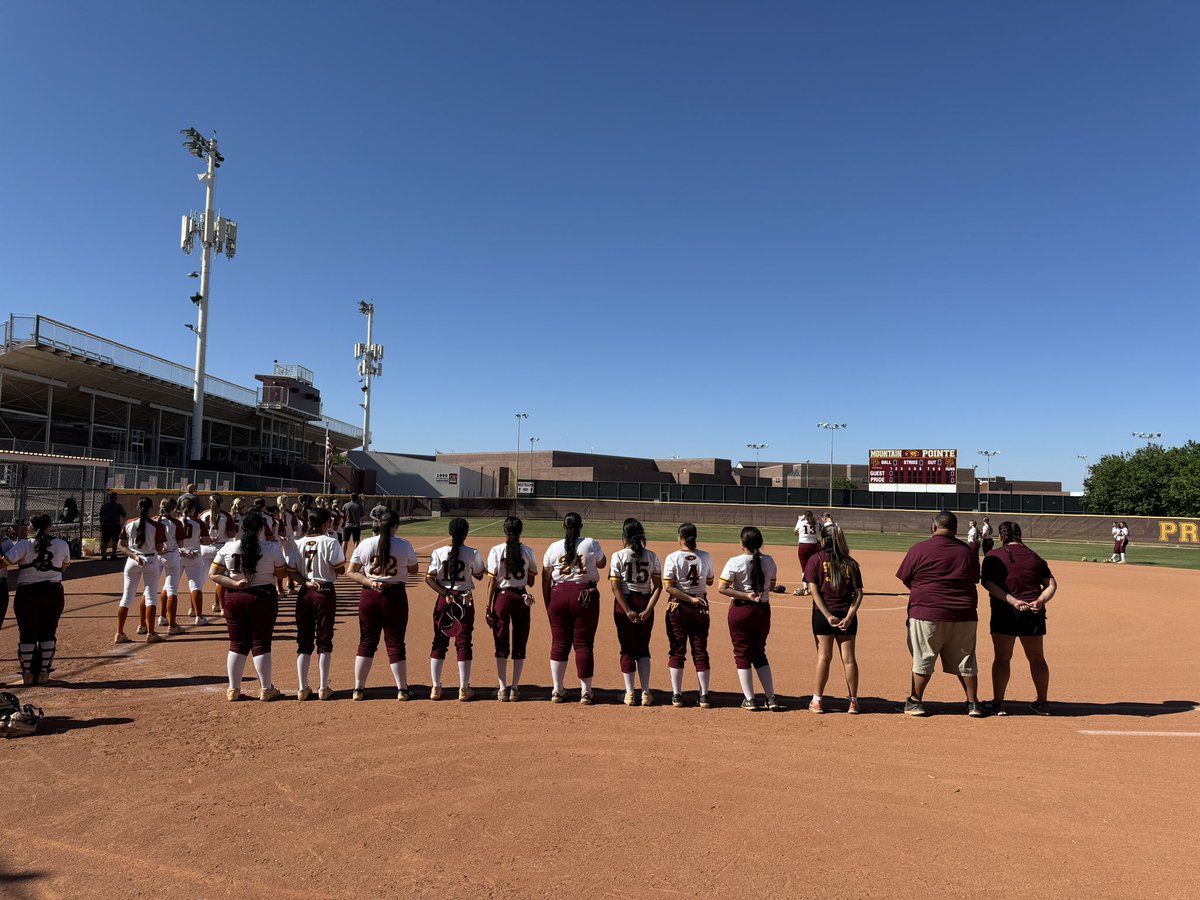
[2,537,1197,899]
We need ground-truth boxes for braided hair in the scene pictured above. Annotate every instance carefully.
[237,510,264,579]
[135,496,153,548]
[741,526,765,593]
[678,522,698,551]
[562,512,583,567]
[503,516,525,580]
[623,517,646,559]
[444,517,469,585]
[819,524,860,596]
[999,521,1022,562]
[30,514,53,566]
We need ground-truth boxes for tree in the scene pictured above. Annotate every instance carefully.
[831,477,859,491]
[1084,441,1200,517]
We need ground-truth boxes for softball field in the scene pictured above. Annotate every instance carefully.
[1,534,1197,899]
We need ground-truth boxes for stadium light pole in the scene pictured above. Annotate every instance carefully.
[179,128,236,464]
[817,423,847,509]
[805,458,813,490]
[529,436,539,482]
[978,449,1000,512]
[746,443,768,487]
[514,413,528,494]
[1131,431,1162,444]
[355,302,383,451]
[1076,454,1088,491]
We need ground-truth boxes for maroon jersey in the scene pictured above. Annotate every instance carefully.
[803,550,862,616]
[896,534,980,622]
[981,543,1052,603]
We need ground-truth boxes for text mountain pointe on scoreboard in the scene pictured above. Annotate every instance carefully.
[868,449,958,493]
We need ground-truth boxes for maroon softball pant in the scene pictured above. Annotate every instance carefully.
[666,601,711,671]
[225,586,280,657]
[492,589,531,660]
[431,592,475,661]
[358,584,409,664]
[796,543,819,572]
[548,581,600,679]
[728,600,771,669]
[296,584,336,655]
[14,582,65,644]
[613,593,654,673]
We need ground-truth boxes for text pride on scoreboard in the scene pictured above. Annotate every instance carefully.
[868,449,958,492]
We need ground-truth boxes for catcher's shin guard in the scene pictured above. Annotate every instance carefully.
[17,643,35,681]
[37,640,57,678]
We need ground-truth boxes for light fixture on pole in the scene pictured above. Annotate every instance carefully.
[514,413,528,495]
[1131,431,1162,444]
[1076,454,1089,490]
[179,127,236,464]
[529,436,540,481]
[804,459,813,490]
[978,449,1000,512]
[354,301,383,451]
[817,423,847,508]
[746,443,768,488]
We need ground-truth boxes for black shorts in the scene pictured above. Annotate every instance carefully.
[344,525,361,544]
[989,600,1047,637]
[811,605,858,637]
[100,524,121,543]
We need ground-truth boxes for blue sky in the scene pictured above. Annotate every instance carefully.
[2,2,1196,490]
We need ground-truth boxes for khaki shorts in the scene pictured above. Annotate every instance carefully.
[907,618,978,677]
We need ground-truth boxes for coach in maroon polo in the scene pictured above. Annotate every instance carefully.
[896,510,984,718]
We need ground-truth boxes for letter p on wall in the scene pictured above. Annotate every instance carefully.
[1158,521,1199,543]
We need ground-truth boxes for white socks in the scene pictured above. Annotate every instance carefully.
[496,656,508,689]
[550,659,568,693]
[389,660,407,689]
[297,653,311,690]
[669,666,684,695]
[227,651,248,690]
[756,664,776,699]
[581,676,593,694]
[636,657,651,692]
[737,668,756,700]
[697,670,711,695]
[354,655,373,690]
[252,652,273,690]
[318,652,332,691]
[431,657,446,687]
[623,672,636,692]
[511,659,524,687]
[457,660,472,688]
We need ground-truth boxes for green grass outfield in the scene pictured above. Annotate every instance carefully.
[397,517,1200,572]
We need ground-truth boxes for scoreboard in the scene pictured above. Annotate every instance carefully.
[869,449,957,493]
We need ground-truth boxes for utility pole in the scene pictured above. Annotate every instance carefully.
[978,449,1000,513]
[180,128,236,464]
[355,302,383,451]
[514,413,528,495]
[817,423,847,509]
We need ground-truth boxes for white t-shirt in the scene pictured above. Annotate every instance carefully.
[157,516,180,552]
[486,542,538,590]
[608,547,661,594]
[200,509,235,544]
[980,522,992,538]
[5,537,71,584]
[795,517,819,545]
[1118,527,1129,541]
[292,533,346,584]
[124,517,166,555]
[428,544,485,591]
[662,549,715,598]
[543,538,605,584]
[720,552,778,597]
[967,526,979,544]
[351,534,418,585]
[211,538,288,587]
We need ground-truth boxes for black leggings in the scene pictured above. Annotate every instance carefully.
[0,578,8,632]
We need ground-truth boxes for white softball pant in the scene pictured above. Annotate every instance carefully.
[159,550,182,596]
[121,556,162,609]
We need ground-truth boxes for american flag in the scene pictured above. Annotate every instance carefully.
[325,431,334,480]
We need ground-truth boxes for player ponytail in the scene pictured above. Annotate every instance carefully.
[820,524,859,596]
[30,514,53,565]
[803,510,816,530]
[378,509,400,566]
[159,496,177,517]
[503,516,526,580]
[209,493,223,515]
[238,510,264,579]
[562,512,583,566]
[445,517,469,583]
[999,521,1022,562]
[623,517,646,559]
[741,526,765,593]
[135,496,153,547]
[678,522,697,551]
[306,507,330,537]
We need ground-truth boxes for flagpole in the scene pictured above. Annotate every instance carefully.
[323,425,331,495]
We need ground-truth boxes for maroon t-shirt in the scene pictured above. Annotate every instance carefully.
[804,550,863,616]
[896,534,980,622]
[981,543,1052,603]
